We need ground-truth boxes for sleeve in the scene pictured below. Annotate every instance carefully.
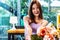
[23,16,32,36]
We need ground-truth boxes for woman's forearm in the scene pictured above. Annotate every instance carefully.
[26,25,32,36]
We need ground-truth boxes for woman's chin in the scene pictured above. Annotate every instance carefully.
[35,15,39,17]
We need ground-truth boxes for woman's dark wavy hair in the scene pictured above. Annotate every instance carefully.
[28,0,43,24]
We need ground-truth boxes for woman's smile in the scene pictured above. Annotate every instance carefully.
[32,4,40,17]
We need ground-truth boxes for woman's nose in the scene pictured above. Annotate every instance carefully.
[34,9,37,13]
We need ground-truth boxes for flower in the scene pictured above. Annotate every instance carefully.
[39,27,47,37]
[37,26,55,37]
[46,33,54,40]
[37,27,47,37]
[37,24,58,40]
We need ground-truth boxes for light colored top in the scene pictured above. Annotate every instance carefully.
[25,23,40,36]
[30,23,40,34]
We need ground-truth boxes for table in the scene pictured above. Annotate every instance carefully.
[7,29,24,40]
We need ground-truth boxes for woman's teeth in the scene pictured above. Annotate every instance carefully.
[35,13,38,14]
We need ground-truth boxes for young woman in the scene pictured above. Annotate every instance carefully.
[23,0,48,40]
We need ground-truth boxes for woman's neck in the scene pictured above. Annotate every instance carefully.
[35,16,39,20]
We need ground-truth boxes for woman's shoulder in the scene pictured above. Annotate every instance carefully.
[23,15,31,22]
[42,19,48,23]
[23,15,30,20]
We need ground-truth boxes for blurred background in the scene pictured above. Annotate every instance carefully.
[0,0,60,40]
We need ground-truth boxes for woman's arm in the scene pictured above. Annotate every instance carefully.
[23,16,32,35]
[37,20,48,36]
[37,20,48,29]
[41,20,48,27]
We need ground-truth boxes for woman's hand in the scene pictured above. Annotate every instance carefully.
[37,27,46,37]
[37,20,48,36]
[25,35,31,40]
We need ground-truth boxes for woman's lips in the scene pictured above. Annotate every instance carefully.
[35,13,39,14]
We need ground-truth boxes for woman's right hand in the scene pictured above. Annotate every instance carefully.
[25,35,31,40]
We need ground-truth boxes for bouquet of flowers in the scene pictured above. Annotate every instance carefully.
[37,22,58,40]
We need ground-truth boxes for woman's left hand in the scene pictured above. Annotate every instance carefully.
[37,27,46,37]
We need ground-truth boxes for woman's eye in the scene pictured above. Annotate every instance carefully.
[32,8,35,10]
[37,7,39,9]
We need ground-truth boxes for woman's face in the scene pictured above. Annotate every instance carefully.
[32,4,40,17]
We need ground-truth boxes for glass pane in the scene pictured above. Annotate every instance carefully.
[20,0,28,26]
[0,0,13,39]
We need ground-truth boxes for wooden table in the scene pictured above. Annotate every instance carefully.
[7,29,24,40]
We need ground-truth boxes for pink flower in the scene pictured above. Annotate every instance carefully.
[45,33,54,40]
[37,27,47,37]
[37,27,53,37]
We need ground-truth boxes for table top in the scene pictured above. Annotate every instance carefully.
[7,29,24,33]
